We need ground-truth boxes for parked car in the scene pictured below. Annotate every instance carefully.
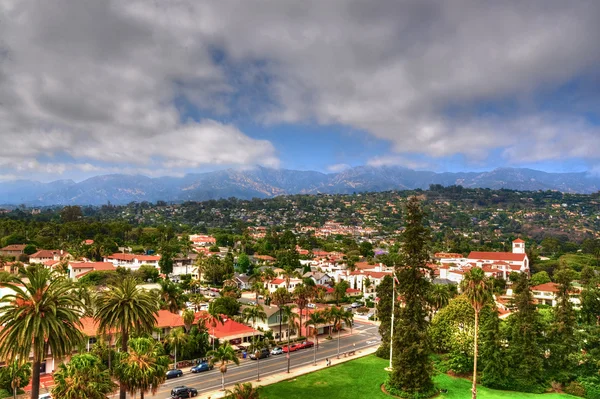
[299,341,314,349]
[190,362,213,373]
[171,386,198,398]
[38,394,52,399]
[351,302,362,308]
[166,369,184,379]
[282,343,301,352]
[250,348,270,360]
[271,347,283,355]
[307,303,316,309]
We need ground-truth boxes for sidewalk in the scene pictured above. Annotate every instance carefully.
[197,345,378,399]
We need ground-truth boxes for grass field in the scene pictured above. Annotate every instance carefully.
[259,355,577,399]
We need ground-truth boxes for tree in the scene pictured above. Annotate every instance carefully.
[183,309,195,332]
[0,266,85,399]
[479,307,509,389]
[333,280,349,306]
[210,296,241,318]
[580,284,600,325]
[114,337,169,399]
[158,279,185,313]
[272,287,290,341]
[208,342,241,391]
[224,382,259,399]
[135,264,159,283]
[60,205,83,222]
[0,360,30,399]
[530,271,551,287]
[95,277,159,399]
[506,273,544,392]
[388,196,435,396]
[460,268,492,399]
[51,354,117,399]
[205,304,225,351]
[305,311,325,366]
[547,264,578,383]
[243,305,267,381]
[23,244,37,256]
[281,305,300,373]
[165,327,188,370]
[237,253,252,274]
[359,241,374,257]
[427,283,450,316]
[294,284,310,339]
[375,275,393,358]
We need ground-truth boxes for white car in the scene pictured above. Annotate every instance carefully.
[351,302,362,308]
[39,394,52,399]
[307,303,316,309]
[271,347,283,355]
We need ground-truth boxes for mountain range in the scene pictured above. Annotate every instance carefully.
[1,166,599,206]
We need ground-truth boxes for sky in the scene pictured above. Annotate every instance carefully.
[1,1,600,182]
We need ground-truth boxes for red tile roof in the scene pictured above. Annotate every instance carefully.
[70,261,116,272]
[107,253,160,261]
[30,249,65,259]
[0,244,27,251]
[531,282,559,293]
[467,251,526,262]
[270,278,285,285]
[513,238,525,243]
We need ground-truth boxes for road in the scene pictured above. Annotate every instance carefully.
[147,321,381,398]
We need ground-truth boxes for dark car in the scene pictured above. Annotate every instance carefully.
[190,362,213,373]
[249,348,270,360]
[170,386,198,398]
[166,369,183,379]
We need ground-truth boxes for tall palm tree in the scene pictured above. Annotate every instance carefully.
[460,268,492,399]
[282,268,297,290]
[0,266,85,399]
[428,284,450,317]
[208,342,241,391]
[165,327,188,369]
[305,311,325,366]
[242,305,267,381]
[95,276,159,399]
[281,305,300,373]
[294,284,310,337]
[114,337,169,399]
[272,287,290,341]
[342,309,354,336]
[52,353,117,399]
[224,382,259,399]
[206,303,224,351]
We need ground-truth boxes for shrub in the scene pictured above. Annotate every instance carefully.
[0,390,9,399]
[564,381,586,398]
[384,381,438,399]
[579,377,600,399]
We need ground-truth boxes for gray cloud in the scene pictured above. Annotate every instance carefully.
[1,0,600,180]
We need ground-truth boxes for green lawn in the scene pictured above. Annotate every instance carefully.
[259,355,577,399]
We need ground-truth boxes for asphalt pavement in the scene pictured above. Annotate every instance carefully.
[146,320,381,398]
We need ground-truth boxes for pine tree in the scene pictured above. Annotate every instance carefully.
[388,197,434,395]
[547,264,578,383]
[375,275,393,358]
[506,273,544,392]
[479,307,509,389]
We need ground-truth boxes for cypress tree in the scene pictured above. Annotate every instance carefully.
[479,307,509,389]
[506,273,544,392]
[375,275,393,358]
[388,197,434,396]
[547,264,578,383]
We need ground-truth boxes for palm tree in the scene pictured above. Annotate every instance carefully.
[114,337,169,399]
[272,287,290,341]
[282,267,297,290]
[305,311,325,366]
[281,305,300,373]
[165,327,188,369]
[4,359,30,399]
[208,342,241,391]
[0,266,85,399]
[206,303,225,351]
[294,284,310,337]
[428,284,450,317]
[243,305,267,381]
[52,353,117,399]
[224,382,259,399]
[183,309,195,332]
[159,279,185,313]
[460,268,492,399]
[95,276,159,399]
[342,309,354,336]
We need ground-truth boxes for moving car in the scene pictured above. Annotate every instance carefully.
[171,386,198,398]
[166,369,184,379]
[250,348,270,359]
[271,346,283,355]
[299,340,314,349]
[282,343,301,352]
[190,362,213,373]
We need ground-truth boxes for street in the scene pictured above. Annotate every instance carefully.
[147,321,381,398]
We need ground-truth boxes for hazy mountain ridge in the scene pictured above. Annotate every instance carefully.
[1,166,599,206]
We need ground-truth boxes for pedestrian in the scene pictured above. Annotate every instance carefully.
[325,357,329,366]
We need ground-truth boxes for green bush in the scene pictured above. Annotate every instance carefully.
[0,389,10,399]
[384,381,438,399]
[565,381,586,398]
[579,377,600,399]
